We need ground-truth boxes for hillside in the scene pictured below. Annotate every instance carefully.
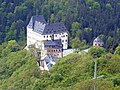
[0,0,120,89]
[0,41,120,90]
[0,0,120,51]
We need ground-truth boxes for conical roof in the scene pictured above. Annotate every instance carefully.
[94,36,103,42]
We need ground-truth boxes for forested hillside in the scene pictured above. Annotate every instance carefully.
[0,0,120,51]
[0,41,120,90]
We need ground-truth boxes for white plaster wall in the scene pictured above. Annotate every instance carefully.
[27,27,33,46]
[27,27,43,46]
[93,41,103,47]
[43,61,49,71]
[27,26,68,49]
[60,32,68,49]
[41,32,68,49]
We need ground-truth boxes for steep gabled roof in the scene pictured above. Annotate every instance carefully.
[27,15,46,29]
[27,15,67,35]
[42,22,67,35]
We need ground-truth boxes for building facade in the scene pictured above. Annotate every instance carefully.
[27,15,68,49]
[27,15,68,70]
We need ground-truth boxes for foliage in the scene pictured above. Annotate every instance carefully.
[0,0,120,50]
[0,41,41,90]
[114,44,120,55]
[71,37,89,51]
[0,41,120,89]
[88,46,106,58]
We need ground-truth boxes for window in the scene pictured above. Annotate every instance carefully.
[66,35,68,37]
[47,36,48,38]
[66,40,67,42]
[44,36,45,38]
[62,40,64,42]
[55,35,57,37]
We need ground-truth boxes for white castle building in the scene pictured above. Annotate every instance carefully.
[27,15,68,49]
[27,15,68,70]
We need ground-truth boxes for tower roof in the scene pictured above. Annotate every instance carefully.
[27,15,46,28]
[94,36,103,42]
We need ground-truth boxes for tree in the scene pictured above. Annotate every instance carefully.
[114,44,120,55]
[106,3,113,11]
[106,36,114,50]
[71,22,81,38]
[88,47,106,58]
[7,40,21,52]
[93,2,100,9]
[71,37,80,50]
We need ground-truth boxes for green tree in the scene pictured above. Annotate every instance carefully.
[106,3,113,11]
[114,44,120,55]
[7,40,21,52]
[71,22,81,38]
[106,36,114,50]
[88,47,106,58]
[93,2,100,9]
[71,37,80,50]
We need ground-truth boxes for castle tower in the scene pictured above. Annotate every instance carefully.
[93,36,104,47]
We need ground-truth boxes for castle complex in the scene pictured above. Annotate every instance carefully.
[27,15,68,70]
